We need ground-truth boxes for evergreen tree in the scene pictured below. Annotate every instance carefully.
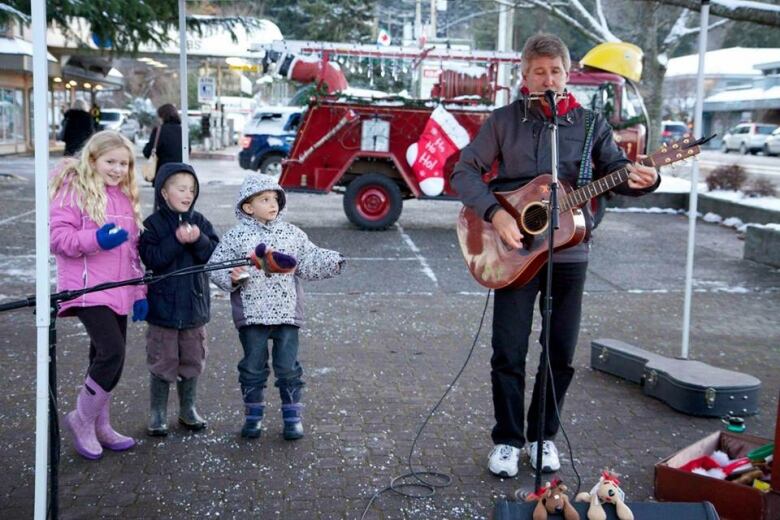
[2,0,266,54]
[265,0,376,42]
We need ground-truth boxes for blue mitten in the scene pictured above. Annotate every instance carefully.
[132,299,148,322]
[96,223,129,250]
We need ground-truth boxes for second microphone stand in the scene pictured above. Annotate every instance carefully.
[0,256,252,520]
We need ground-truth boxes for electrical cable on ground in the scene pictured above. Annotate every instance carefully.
[360,289,492,519]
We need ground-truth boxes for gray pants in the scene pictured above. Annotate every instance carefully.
[146,324,207,383]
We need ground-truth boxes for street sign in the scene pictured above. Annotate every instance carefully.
[198,77,216,103]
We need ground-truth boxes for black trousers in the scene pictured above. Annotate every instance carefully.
[490,261,587,448]
[74,306,127,392]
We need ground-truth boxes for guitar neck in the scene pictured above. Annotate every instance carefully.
[560,159,649,212]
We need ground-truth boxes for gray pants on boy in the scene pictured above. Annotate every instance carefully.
[146,324,207,382]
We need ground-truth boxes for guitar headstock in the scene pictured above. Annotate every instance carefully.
[646,136,709,168]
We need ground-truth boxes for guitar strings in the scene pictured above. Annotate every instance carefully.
[517,167,630,226]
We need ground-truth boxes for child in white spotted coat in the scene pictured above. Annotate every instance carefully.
[208,174,343,440]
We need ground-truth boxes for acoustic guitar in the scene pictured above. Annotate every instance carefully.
[456,136,706,290]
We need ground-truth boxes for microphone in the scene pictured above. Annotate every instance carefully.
[544,90,558,116]
[248,243,297,276]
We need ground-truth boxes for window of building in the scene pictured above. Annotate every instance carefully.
[0,88,24,145]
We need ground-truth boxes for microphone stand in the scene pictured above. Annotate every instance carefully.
[533,90,561,492]
[0,257,251,520]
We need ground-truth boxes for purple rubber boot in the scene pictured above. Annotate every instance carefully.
[95,394,136,451]
[65,376,109,460]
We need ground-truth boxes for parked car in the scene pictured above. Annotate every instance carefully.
[98,109,140,142]
[660,120,690,145]
[721,122,778,155]
[238,107,303,178]
[763,127,780,157]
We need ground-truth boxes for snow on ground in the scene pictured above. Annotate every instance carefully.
[658,175,780,213]
[612,175,780,230]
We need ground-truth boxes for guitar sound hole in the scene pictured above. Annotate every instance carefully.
[521,202,549,235]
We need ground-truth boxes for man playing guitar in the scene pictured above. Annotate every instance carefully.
[451,33,659,478]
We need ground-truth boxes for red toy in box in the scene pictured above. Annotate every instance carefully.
[678,450,754,480]
[655,395,780,520]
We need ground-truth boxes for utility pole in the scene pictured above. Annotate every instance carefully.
[496,0,514,106]
[415,0,422,41]
[431,0,437,39]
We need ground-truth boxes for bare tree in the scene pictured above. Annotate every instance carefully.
[508,0,729,149]
[652,0,780,27]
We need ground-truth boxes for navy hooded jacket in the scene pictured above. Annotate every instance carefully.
[139,163,219,329]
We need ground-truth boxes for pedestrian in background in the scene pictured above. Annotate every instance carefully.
[61,99,95,157]
[144,103,184,180]
[208,175,344,441]
[139,162,219,437]
[49,130,147,460]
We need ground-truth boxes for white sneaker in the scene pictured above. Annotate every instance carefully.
[488,444,521,478]
[526,440,561,473]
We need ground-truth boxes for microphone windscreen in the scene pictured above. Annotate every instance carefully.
[270,251,297,271]
[254,243,267,258]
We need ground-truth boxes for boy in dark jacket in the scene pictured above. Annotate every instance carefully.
[139,162,219,436]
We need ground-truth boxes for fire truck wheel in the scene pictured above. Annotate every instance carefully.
[259,155,284,180]
[344,174,403,230]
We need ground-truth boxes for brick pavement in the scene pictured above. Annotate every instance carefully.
[0,172,778,519]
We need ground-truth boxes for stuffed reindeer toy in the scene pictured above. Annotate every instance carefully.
[526,478,579,520]
[575,471,634,520]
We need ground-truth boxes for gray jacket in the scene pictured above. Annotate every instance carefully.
[208,175,343,328]
[451,99,659,262]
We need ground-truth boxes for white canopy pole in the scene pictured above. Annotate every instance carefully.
[681,0,710,359]
[31,0,51,517]
[179,0,190,162]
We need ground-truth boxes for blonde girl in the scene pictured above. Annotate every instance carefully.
[50,130,147,460]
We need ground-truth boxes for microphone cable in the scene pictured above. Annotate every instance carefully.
[360,289,492,520]
[544,339,583,497]
[514,329,582,501]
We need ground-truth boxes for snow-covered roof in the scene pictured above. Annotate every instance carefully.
[0,37,57,61]
[703,84,780,111]
[666,47,780,78]
[47,17,282,60]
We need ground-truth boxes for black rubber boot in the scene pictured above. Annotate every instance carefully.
[177,377,207,431]
[147,374,169,437]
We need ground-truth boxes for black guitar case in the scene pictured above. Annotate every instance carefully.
[590,338,761,417]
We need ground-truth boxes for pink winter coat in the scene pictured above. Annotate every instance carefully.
[50,183,146,317]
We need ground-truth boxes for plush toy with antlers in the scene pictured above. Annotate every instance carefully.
[575,471,634,520]
[525,478,579,520]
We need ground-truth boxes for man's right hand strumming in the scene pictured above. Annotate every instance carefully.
[491,209,523,249]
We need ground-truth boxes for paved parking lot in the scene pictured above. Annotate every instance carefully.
[1,157,778,519]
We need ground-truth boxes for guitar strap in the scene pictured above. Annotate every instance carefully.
[577,109,596,188]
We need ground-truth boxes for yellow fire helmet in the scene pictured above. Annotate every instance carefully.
[580,42,643,83]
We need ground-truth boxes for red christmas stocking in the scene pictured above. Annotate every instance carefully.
[406,106,470,196]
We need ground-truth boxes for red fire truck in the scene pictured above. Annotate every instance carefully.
[263,41,648,230]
